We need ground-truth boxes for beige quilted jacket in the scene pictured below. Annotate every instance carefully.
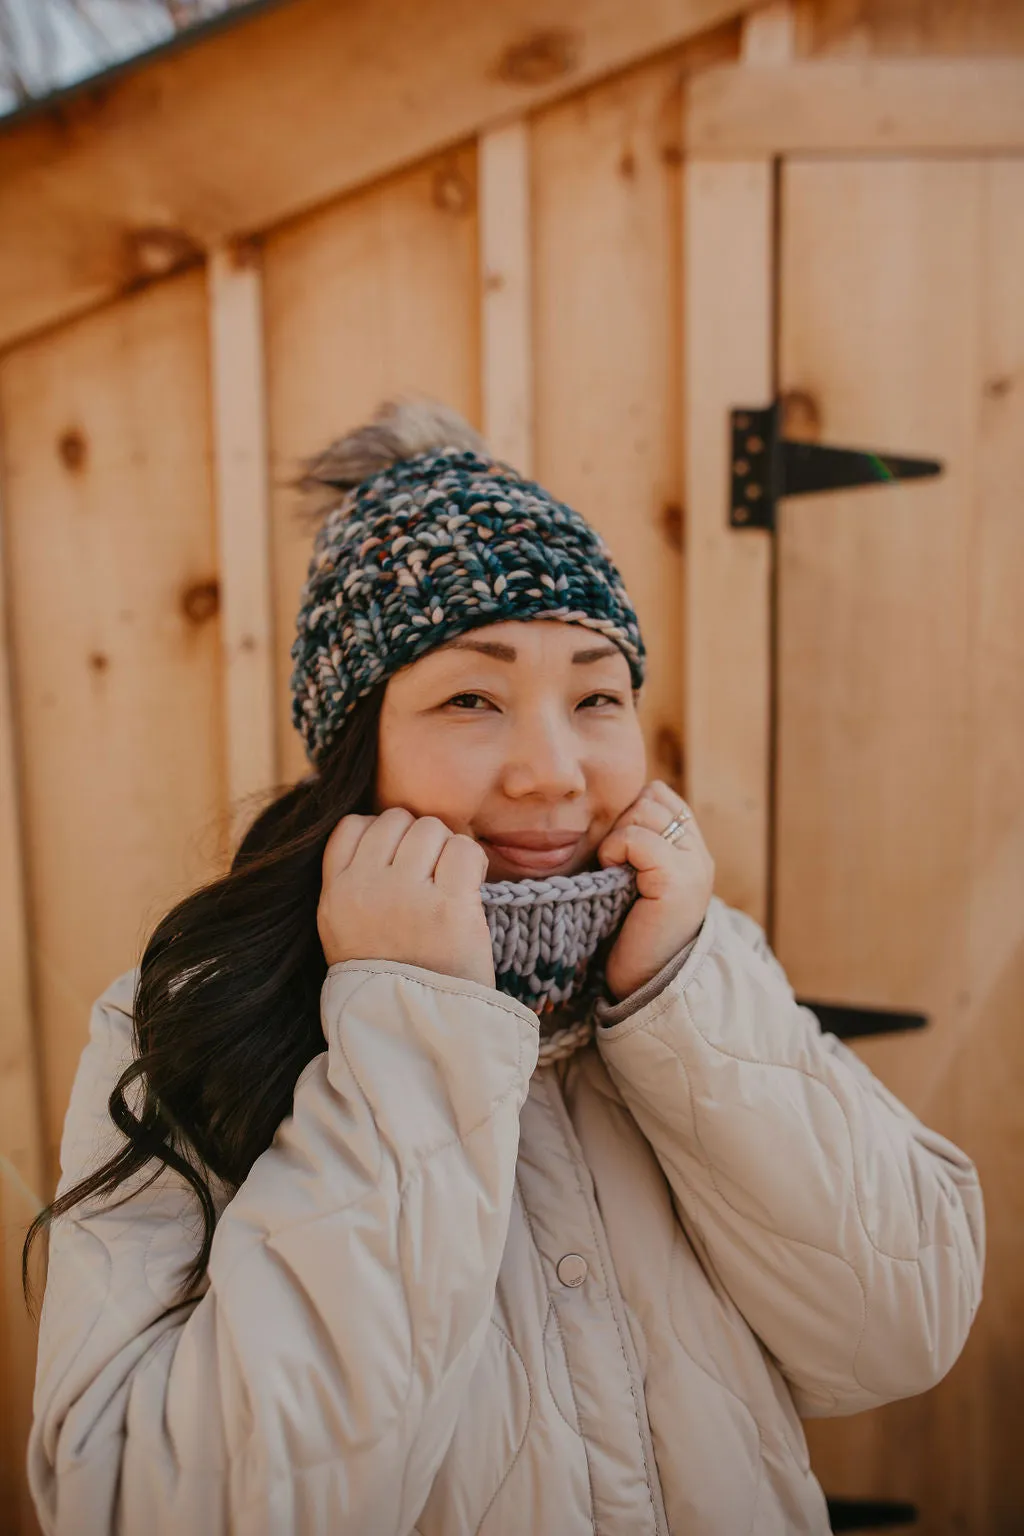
[28,896,984,1534]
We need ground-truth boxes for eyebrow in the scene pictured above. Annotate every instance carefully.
[440,638,621,665]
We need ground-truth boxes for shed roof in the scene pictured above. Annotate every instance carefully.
[0,1,286,131]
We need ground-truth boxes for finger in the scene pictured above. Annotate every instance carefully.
[641,782,702,848]
[600,824,684,894]
[601,811,672,860]
[349,806,416,868]
[644,779,686,813]
[433,832,490,895]
[626,796,693,841]
[604,780,686,835]
[682,809,711,862]
[390,815,456,880]
[601,782,693,851]
[322,813,375,880]
[659,796,709,860]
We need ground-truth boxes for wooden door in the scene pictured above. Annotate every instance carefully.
[774,158,1024,1533]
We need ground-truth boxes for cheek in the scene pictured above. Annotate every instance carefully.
[375,722,490,832]
[588,724,648,830]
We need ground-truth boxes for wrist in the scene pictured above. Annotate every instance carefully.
[599,921,706,1022]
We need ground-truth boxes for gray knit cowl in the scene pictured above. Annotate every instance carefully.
[481,865,637,1065]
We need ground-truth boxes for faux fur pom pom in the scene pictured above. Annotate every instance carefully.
[296,397,489,525]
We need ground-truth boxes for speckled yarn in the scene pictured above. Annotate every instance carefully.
[481,865,636,1050]
[290,448,645,766]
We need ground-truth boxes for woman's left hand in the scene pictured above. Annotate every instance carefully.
[597,781,715,1001]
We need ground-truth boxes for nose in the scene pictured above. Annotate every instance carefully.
[501,710,586,800]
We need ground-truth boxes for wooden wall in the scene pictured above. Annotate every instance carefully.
[1,1,1021,1531]
[0,271,229,1536]
[774,152,1024,1535]
[781,10,1024,1533]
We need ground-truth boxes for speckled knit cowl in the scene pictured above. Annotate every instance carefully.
[289,402,646,1064]
[482,865,637,1065]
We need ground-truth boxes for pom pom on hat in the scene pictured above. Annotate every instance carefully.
[297,398,489,508]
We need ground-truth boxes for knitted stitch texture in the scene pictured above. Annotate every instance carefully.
[481,865,636,1054]
[290,448,645,765]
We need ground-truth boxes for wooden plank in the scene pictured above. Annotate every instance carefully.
[531,50,708,799]
[0,0,748,353]
[682,159,773,923]
[207,243,277,849]
[0,482,45,1534]
[799,0,1024,59]
[959,157,1024,1534]
[687,59,1024,153]
[262,147,482,784]
[740,0,795,63]
[479,121,533,475]
[0,270,228,1174]
[774,155,1024,1534]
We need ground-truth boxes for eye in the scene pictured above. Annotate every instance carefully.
[442,694,626,715]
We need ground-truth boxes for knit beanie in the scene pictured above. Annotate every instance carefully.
[289,399,645,767]
[288,399,645,1045]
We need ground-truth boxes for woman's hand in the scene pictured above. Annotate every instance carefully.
[318,807,496,988]
[597,781,715,1000]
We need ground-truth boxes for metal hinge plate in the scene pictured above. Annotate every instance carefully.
[796,1000,929,1040]
[731,402,943,531]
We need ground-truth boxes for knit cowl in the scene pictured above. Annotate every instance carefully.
[481,864,637,1067]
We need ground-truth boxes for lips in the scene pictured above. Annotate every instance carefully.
[480,830,587,874]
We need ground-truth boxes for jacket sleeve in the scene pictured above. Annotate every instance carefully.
[594,895,985,1418]
[28,960,538,1536]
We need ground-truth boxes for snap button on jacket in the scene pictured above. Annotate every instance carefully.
[555,1254,588,1288]
[28,897,984,1535]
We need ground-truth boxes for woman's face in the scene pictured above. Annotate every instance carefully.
[375,619,647,881]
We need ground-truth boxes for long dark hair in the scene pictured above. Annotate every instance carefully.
[23,682,386,1308]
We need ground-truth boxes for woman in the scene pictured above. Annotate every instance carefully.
[25,400,984,1535]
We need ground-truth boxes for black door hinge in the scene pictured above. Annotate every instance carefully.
[826,1497,918,1531]
[796,1000,929,1040]
[730,401,943,531]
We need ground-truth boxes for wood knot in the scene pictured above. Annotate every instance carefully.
[125,226,202,284]
[984,374,1013,399]
[780,388,822,442]
[661,143,683,167]
[227,235,262,271]
[661,502,684,551]
[87,650,109,673]
[181,579,220,625]
[433,165,474,215]
[497,28,580,86]
[58,428,87,472]
[618,149,637,180]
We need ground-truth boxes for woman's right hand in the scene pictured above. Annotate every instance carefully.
[318,807,496,988]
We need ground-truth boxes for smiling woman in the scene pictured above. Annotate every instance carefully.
[23,398,983,1536]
